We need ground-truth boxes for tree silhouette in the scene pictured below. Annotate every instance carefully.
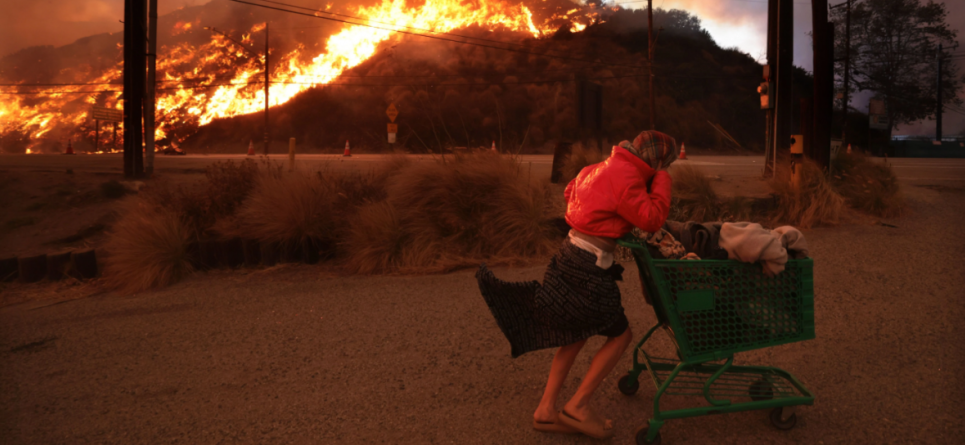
[832,0,963,132]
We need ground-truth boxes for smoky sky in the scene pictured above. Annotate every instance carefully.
[0,0,200,58]
[3,0,962,135]
[625,0,965,135]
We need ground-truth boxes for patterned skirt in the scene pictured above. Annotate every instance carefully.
[475,239,628,358]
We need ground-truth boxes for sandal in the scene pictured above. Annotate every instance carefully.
[533,413,579,434]
[558,409,615,439]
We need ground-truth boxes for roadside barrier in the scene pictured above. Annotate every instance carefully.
[679,143,688,160]
[343,140,351,157]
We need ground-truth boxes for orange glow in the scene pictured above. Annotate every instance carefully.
[1,0,598,153]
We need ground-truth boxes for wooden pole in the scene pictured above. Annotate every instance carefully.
[811,0,832,170]
[264,22,270,156]
[648,0,655,130]
[842,0,852,145]
[937,43,943,141]
[145,0,158,174]
[122,0,145,177]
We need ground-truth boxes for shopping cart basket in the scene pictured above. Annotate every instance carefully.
[616,235,815,444]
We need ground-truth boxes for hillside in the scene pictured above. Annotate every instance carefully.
[188,7,789,154]
[1,1,817,154]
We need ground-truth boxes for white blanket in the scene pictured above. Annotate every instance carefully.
[718,222,809,276]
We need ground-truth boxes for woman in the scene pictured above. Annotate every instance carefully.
[476,130,678,439]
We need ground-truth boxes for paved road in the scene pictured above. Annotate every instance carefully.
[2,153,963,183]
[1,174,964,443]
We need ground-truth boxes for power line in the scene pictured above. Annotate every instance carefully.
[1,70,760,96]
[256,0,565,50]
[228,0,651,70]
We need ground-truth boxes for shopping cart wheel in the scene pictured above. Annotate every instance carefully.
[769,407,797,430]
[634,426,662,445]
[748,379,774,401]
[618,374,639,395]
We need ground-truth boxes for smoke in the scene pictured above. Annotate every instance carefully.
[0,0,199,58]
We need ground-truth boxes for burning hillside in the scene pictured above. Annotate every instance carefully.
[0,0,604,154]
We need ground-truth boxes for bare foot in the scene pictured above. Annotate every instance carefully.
[561,404,614,430]
[533,406,559,424]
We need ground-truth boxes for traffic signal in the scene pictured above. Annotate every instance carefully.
[758,66,774,110]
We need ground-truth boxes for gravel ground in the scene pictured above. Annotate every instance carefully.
[1,182,964,445]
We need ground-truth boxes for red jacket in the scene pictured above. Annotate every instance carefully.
[564,145,673,238]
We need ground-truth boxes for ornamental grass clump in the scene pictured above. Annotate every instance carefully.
[103,201,194,294]
[343,153,558,274]
[769,157,845,229]
[668,163,720,222]
[560,142,606,183]
[232,168,342,251]
[831,151,903,218]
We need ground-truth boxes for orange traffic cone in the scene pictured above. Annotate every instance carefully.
[846,144,852,154]
[65,139,74,155]
[247,140,255,156]
[678,143,688,160]
[343,140,351,157]
[492,141,497,153]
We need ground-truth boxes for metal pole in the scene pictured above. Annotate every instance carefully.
[264,22,270,156]
[842,0,851,145]
[648,0,655,130]
[145,0,158,174]
[936,43,943,141]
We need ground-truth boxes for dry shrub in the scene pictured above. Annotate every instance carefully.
[768,158,845,228]
[831,152,903,217]
[343,154,557,274]
[141,159,259,237]
[233,168,340,249]
[560,142,606,183]
[103,201,194,294]
[718,196,755,221]
[669,163,720,222]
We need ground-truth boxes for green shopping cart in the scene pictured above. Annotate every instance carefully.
[616,235,815,444]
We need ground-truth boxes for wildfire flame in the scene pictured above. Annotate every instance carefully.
[1,0,598,154]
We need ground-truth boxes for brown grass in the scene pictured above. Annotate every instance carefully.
[103,201,194,294]
[343,153,558,274]
[141,159,260,237]
[232,168,341,250]
[768,157,845,228]
[104,153,560,288]
[668,163,720,222]
[831,152,903,218]
[560,142,606,183]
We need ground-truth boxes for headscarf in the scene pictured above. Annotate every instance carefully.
[618,130,679,171]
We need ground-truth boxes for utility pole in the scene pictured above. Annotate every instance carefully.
[842,0,852,145]
[145,0,158,175]
[811,0,833,170]
[203,25,268,155]
[264,22,270,156]
[123,0,145,178]
[764,0,778,177]
[764,0,793,177]
[936,43,943,141]
[648,0,655,130]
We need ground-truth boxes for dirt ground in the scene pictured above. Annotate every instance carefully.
[1,179,963,444]
[0,163,211,259]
